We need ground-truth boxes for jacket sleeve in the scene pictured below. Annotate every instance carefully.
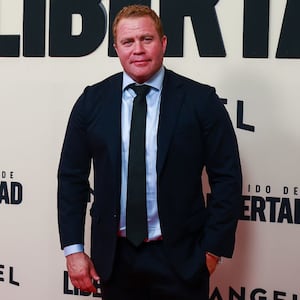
[200,89,243,258]
[57,88,92,249]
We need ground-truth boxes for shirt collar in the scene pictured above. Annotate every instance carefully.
[122,66,165,92]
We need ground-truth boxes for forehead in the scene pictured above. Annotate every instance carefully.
[116,16,158,36]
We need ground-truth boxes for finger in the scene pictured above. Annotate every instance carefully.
[81,277,97,293]
[70,278,80,290]
[72,279,93,293]
[90,266,100,281]
[70,272,92,291]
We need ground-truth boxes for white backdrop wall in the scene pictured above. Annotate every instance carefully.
[1,0,299,299]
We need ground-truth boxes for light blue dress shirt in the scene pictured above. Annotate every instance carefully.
[64,67,164,256]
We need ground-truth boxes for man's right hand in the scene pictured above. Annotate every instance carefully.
[66,252,100,293]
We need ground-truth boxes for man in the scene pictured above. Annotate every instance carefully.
[58,4,242,300]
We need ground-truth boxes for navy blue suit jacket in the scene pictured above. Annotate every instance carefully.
[58,68,242,284]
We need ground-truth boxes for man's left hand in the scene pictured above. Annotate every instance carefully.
[205,252,219,275]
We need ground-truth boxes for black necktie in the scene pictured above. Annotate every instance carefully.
[126,84,150,247]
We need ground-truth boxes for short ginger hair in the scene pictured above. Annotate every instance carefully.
[112,5,164,42]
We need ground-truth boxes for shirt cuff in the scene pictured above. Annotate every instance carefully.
[63,244,84,257]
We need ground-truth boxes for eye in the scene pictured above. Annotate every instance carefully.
[121,39,133,46]
[143,36,153,43]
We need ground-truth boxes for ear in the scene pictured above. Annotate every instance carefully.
[162,35,167,54]
[113,43,119,56]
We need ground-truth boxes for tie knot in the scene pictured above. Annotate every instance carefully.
[129,84,151,98]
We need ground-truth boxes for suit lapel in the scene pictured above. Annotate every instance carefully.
[157,70,185,176]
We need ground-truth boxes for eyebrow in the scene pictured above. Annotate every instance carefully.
[120,34,154,42]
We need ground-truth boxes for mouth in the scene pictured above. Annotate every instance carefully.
[131,59,150,66]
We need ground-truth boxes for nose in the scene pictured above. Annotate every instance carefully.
[133,41,145,54]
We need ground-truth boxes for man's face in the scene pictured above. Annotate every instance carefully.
[114,16,167,83]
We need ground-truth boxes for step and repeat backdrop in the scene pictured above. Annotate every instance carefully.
[1,0,299,299]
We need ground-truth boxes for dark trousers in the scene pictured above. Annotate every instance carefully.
[100,238,209,300]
